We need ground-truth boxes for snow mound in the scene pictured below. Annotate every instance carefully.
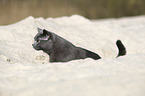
[0,15,145,96]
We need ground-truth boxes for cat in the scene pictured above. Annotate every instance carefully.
[32,28,126,62]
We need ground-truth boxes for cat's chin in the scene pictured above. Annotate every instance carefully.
[35,48,41,51]
[33,46,41,51]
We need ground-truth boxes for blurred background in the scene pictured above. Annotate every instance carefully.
[0,0,145,25]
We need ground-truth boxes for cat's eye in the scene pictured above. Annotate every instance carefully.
[37,40,40,42]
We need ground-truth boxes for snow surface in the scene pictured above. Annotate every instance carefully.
[0,15,145,96]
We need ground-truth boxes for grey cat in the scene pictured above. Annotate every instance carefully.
[32,28,126,62]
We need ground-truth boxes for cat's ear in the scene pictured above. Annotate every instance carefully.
[43,29,53,40]
[37,27,43,33]
[43,29,49,36]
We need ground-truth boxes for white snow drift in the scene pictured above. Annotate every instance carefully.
[0,15,145,96]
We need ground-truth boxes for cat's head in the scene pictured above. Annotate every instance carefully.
[32,28,54,51]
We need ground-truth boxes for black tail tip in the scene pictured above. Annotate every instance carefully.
[116,40,126,57]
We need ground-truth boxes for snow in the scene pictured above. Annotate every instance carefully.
[0,15,145,96]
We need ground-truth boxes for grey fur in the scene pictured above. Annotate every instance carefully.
[32,28,101,62]
[32,28,126,63]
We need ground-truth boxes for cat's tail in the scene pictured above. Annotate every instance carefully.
[82,40,126,60]
[116,40,126,58]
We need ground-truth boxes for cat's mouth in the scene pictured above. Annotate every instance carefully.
[32,44,41,50]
